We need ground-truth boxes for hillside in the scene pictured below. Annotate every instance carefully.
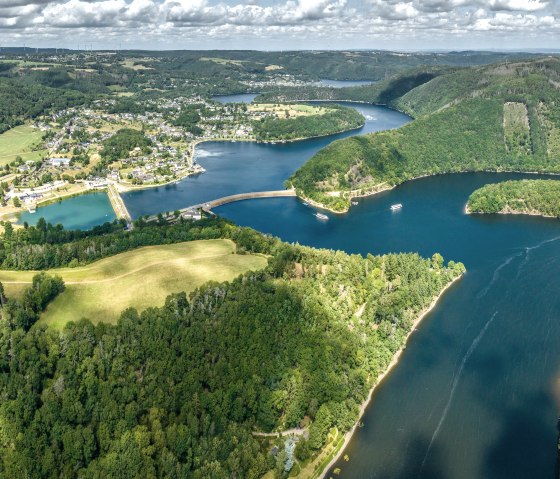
[0,239,267,327]
[467,179,560,217]
[287,58,560,212]
[0,217,464,478]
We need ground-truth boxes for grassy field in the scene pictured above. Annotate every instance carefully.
[0,239,267,329]
[0,125,47,165]
[249,103,329,119]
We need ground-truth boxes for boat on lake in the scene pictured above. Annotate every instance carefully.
[390,203,403,211]
[352,201,359,205]
[315,212,329,220]
[303,202,309,206]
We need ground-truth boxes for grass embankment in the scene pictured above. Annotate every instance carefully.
[467,179,560,217]
[0,239,267,328]
[288,59,560,212]
[0,124,47,165]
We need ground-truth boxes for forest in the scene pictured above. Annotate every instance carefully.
[467,179,560,217]
[252,104,364,141]
[100,128,153,162]
[287,58,560,211]
[0,77,88,134]
[0,217,465,478]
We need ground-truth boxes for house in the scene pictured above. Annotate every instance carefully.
[182,209,202,221]
[50,157,71,168]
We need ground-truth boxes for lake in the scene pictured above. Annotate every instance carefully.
[320,79,376,88]
[122,103,409,218]
[212,93,257,104]
[216,171,560,479]
[21,99,560,478]
[17,192,116,230]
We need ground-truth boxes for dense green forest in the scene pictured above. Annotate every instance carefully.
[467,179,560,217]
[0,217,464,478]
[100,128,153,162]
[0,78,88,134]
[253,104,364,141]
[0,49,540,133]
[288,58,560,211]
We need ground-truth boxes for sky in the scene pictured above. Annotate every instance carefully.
[0,0,558,51]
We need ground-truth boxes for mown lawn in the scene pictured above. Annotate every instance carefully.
[0,124,47,165]
[0,239,268,328]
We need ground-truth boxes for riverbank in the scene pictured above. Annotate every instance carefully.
[299,168,560,214]
[465,204,559,219]
[315,272,464,479]
[0,183,90,223]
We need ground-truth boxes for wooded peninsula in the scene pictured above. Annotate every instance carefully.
[0,216,464,478]
[286,58,560,212]
[467,179,560,218]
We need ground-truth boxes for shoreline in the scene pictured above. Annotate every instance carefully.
[317,272,464,479]
[301,169,560,213]
[465,204,560,219]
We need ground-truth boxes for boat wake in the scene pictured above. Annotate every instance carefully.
[477,253,522,300]
[421,311,498,470]
[194,149,220,159]
[515,235,560,280]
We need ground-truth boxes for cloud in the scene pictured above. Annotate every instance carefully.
[488,0,550,11]
[0,0,558,49]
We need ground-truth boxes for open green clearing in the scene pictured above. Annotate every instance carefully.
[0,124,47,165]
[0,239,267,328]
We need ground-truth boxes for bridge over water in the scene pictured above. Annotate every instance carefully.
[145,189,297,222]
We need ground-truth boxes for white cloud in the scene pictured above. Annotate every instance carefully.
[488,0,550,11]
[0,0,558,48]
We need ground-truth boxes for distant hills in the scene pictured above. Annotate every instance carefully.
[287,58,560,211]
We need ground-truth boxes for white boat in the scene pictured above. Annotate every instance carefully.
[315,212,329,220]
[302,202,308,206]
[351,201,359,206]
[390,203,403,211]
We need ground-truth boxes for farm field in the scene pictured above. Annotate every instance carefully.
[0,124,47,165]
[0,239,267,328]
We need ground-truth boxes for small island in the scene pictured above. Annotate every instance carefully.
[467,179,560,218]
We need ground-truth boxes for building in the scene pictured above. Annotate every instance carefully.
[50,157,71,168]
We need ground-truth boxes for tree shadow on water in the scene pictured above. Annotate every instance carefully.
[482,391,556,479]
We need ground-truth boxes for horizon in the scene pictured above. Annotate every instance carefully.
[0,0,558,51]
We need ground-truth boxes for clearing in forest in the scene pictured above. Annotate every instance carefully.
[503,102,531,155]
[0,239,267,328]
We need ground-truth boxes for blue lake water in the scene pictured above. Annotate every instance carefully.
[320,79,376,88]
[216,171,560,479]
[122,103,409,218]
[212,93,257,104]
[17,192,116,230]
[21,99,560,478]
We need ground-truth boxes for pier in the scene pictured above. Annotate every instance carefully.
[107,184,133,228]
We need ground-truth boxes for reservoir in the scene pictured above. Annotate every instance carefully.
[320,79,376,88]
[17,192,116,230]
[22,99,560,478]
[216,172,560,479]
[122,103,409,218]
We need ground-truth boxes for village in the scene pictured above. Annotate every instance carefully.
[0,93,309,218]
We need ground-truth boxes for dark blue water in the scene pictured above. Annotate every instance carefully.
[122,104,409,218]
[216,172,560,479]
[321,79,376,88]
[17,192,116,230]
[212,93,257,104]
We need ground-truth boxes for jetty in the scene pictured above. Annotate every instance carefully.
[146,189,297,222]
[107,184,133,228]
